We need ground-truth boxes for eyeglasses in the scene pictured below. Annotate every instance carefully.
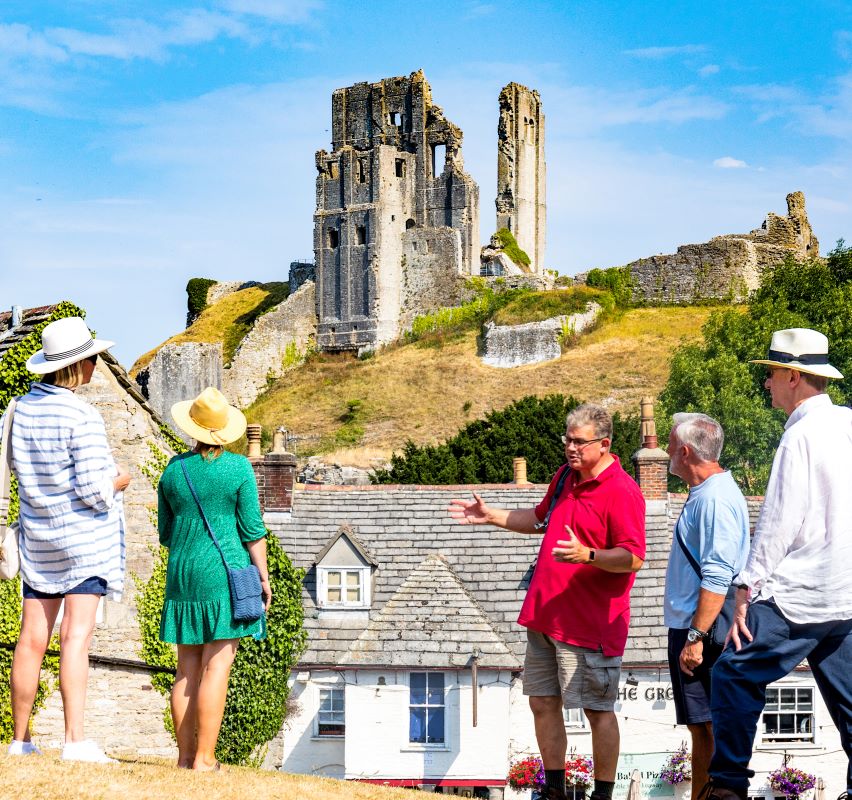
[561,435,605,449]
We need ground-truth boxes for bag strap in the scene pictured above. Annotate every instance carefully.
[674,513,703,578]
[0,399,18,523]
[179,458,231,571]
[534,464,573,531]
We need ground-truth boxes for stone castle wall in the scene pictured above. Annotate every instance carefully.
[624,191,819,304]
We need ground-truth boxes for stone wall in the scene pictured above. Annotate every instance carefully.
[481,302,601,368]
[625,191,819,304]
[222,281,318,408]
[495,83,546,273]
[135,342,223,438]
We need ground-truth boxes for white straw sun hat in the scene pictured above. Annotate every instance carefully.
[171,387,247,446]
[750,327,843,380]
[25,317,115,375]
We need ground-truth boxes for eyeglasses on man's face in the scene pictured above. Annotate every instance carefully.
[561,435,605,449]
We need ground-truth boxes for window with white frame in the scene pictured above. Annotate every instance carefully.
[317,566,370,609]
[564,707,587,730]
[317,686,345,737]
[409,672,445,744]
[761,686,815,743]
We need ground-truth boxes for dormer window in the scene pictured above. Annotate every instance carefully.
[314,524,377,611]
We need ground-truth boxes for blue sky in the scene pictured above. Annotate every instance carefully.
[2,0,852,366]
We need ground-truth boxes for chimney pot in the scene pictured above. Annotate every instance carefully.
[512,457,530,485]
[246,423,262,459]
[11,306,22,328]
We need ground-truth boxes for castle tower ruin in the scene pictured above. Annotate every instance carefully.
[314,70,480,352]
[495,83,546,273]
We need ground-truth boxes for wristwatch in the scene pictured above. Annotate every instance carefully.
[686,627,707,643]
[588,549,596,562]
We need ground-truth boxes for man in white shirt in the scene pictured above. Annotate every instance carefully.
[706,328,852,800]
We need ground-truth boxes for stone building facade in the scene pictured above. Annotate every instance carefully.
[625,191,819,303]
[495,83,546,274]
[314,70,480,352]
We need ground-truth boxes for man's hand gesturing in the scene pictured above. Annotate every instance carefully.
[552,526,590,563]
[448,492,491,525]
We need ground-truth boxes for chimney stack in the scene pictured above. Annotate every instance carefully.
[248,423,297,515]
[11,306,22,328]
[631,397,670,501]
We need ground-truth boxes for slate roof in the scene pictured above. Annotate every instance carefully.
[340,554,520,669]
[271,484,688,670]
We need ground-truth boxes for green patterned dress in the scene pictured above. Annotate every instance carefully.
[158,451,267,644]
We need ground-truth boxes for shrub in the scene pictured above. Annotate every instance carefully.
[492,287,613,327]
[186,278,218,323]
[586,266,634,308]
[494,228,532,269]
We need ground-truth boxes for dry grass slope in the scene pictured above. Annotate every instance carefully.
[0,753,416,800]
[245,306,719,465]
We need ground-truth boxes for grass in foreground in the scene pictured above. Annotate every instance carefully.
[245,305,720,466]
[0,752,416,800]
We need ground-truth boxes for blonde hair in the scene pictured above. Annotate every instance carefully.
[43,359,88,389]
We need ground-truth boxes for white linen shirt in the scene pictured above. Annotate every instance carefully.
[738,393,852,623]
[2,382,125,599]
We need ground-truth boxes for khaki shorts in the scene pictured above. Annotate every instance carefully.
[523,629,622,711]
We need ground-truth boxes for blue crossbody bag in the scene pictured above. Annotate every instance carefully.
[180,459,265,623]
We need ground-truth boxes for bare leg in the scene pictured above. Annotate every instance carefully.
[688,722,715,800]
[172,645,203,768]
[584,709,620,781]
[529,695,568,769]
[193,639,239,770]
[11,598,63,741]
[58,594,100,743]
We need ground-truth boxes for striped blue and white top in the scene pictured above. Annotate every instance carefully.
[1,382,125,599]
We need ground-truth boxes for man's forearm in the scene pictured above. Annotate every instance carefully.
[690,588,727,632]
[591,546,643,573]
[485,507,541,534]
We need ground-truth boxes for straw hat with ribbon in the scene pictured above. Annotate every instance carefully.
[25,317,115,375]
[171,387,247,446]
[749,327,843,380]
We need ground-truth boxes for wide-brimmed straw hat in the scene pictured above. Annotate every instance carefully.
[750,327,843,380]
[171,387,247,445]
[26,317,115,375]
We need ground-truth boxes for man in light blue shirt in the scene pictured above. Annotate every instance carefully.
[663,412,749,800]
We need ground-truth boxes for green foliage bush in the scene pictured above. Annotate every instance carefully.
[585,266,634,308]
[136,445,307,765]
[492,287,614,327]
[0,300,85,742]
[372,395,640,485]
[495,228,532,269]
[659,243,852,494]
[185,278,218,323]
[406,279,531,344]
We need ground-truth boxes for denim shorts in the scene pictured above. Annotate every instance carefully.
[22,576,108,600]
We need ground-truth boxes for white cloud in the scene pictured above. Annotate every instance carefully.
[464,3,496,19]
[714,156,748,169]
[623,44,707,59]
[699,64,720,77]
[216,0,322,22]
[0,23,68,61]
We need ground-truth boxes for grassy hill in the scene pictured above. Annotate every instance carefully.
[130,281,289,376]
[0,752,415,800]
[244,305,719,466]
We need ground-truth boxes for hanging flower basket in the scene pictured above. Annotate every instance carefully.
[506,751,595,792]
[565,751,594,790]
[768,763,816,800]
[661,742,692,785]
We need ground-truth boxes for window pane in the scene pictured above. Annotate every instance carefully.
[346,586,361,602]
[427,673,445,705]
[327,587,342,602]
[778,713,795,733]
[797,689,813,710]
[765,689,779,711]
[346,572,360,587]
[797,715,812,734]
[410,708,427,742]
[764,714,779,734]
[779,688,796,709]
[319,690,333,711]
[427,708,445,743]
[327,572,341,586]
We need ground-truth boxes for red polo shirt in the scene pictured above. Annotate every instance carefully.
[517,456,646,656]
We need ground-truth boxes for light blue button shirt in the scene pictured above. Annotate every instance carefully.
[663,470,750,629]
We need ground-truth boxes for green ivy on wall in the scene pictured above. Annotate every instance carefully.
[136,443,307,765]
[185,278,218,324]
[0,300,85,743]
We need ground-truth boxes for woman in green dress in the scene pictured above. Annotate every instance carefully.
[158,387,272,771]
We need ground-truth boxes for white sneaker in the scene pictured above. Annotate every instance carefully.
[7,740,42,756]
[61,739,117,764]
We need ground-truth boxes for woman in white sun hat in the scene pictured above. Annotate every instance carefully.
[157,386,271,771]
[2,316,130,763]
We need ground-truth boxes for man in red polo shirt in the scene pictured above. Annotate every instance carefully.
[450,404,646,800]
